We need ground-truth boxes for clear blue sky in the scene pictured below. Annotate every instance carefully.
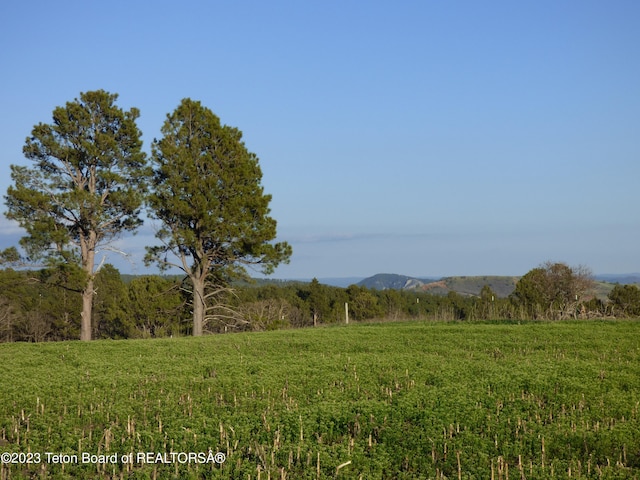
[1,1,638,279]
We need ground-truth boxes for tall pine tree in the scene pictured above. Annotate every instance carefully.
[4,90,148,340]
[146,98,291,335]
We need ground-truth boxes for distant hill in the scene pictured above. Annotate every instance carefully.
[357,273,518,298]
[594,274,640,285]
[358,272,640,300]
[442,276,520,298]
[357,273,437,291]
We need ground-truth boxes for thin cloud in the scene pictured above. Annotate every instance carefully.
[286,232,391,244]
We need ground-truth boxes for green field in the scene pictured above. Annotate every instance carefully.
[1,321,639,479]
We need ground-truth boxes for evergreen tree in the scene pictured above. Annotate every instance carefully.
[3,90,148,340]
[146,99,291,335]
[93,264,130,339]
[608,284,640,317]
[307,278,331,326]
[127,276,185,337]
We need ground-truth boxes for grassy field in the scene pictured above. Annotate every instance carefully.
[1,321,639,479]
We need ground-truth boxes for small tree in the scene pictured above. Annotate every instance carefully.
[305,278,331,326]
[478,285,497,319]
[146,99,292,335]
[127,276,185,338]
[511,261,595,319]
[346,285,384,321]
[3,90,148,340]
[93,264,130,339]
[608,284,640,317]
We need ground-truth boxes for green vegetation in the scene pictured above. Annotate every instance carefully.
[1,321,639,479]
[145,98,291,336]
[1,89,637,344]
[3,265,640,342]
[3,90,148,340]
[511,262,595,320]
[608,285,640,317]
[2,90,290,341]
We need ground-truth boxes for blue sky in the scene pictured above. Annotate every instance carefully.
[1,1,638,279]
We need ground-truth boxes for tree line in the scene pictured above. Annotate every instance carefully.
[1,262,638,342]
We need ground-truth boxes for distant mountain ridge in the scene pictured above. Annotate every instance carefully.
[121,273,640,293]
[594,274,640,284]
[356,273,438,291]
[357,273,519,298]
[356,272,640,299]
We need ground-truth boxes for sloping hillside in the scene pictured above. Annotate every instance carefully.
[441,276,519,298]
[358,273,518,298]
[357,273,633,300]
[357,273,437,290]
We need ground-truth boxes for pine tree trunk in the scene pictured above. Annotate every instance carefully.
[80,278,94,341]
[192,276,205,336]
[80,233,96,341]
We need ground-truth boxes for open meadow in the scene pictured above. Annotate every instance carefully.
[1,321,639,479]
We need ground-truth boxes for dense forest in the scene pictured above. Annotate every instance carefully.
[1,262,638,342]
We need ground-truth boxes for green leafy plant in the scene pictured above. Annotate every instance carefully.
[1,321,638,478]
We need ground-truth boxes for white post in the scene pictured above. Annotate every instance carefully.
[345,302,349,325]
